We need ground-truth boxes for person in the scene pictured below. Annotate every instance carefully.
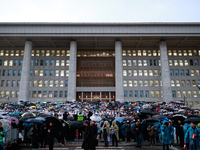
[142,118,149,142]
[110,121,119,147]
[176,120,184,147]
[23,122,33,146]
[184,122,200,150]
[120,122,126,141]
[125,120,131,143]
[101,121,110,147]
[46,122,56,150]
[82,121,95,150]
[183,123,190,149]
[0,122,6,150]
[154,122,161,143]
[168,122,174,147]
[32,123,41,150]
[134,120,142,148]
[161,121,170,150]
[91,121,98,147]
[11,120,17,129]
[41,122,48,148]
[147,122,156,147]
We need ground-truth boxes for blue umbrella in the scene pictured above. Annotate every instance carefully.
[35,117,46,121]
[26,118,43,124]
[114,117,124,122]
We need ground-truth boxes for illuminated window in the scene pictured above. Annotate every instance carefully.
[132,50,136,56]
[173,50,177,56]
[4,60,8,66]
[129,80,133,87]
[192,80,196,86]
[61,60,65,66]
[123,70,127,76]
[138,50,142,56]
[34,70,38,76]
[178,50,182,56]
[149,70,153,76]
[56,50,60,56]
[183,91,186,97]
[128,70,132,76]
[134,80,138,87]
[34,80,37,87]
[194,50,198,56]
[150,80,154,86]
[15,50,19,56]
[158,50,160,56]
[184,60,188,66]
[66,60,69,66]
[128,60,132,66]
[156,91,160,97]
[66,50,70,56]
[153,50,157,56]
[148,50,151,56]
[143,50,146,56]
[31,50,34,56]
[10,50,14,56]
[168,50,172,56]
[56,60,59,66]
[144,80,148,86]
[39,80,42,87]
[183,50,187,56]
[61,50,65,56]
[9,60,13,66]
[36,50,40,56]
[139,70,142,76]
[179,60,183,66]
[196,70,200,76]
[171,80,175,86]
[194,91,197,97]
[46,50,50,56]
[138,60,142,66]
[187,80,191,86]
[177,91,181,97]
[55,70,59,76]
[144,70,148,76]
[154,70,158,76]
[122,50,126,56]
[39,70,43,76]
[60,80,64,87]
[44,80,48,87]
[5,50,9,56]
[176,80,180,86]
[182,80,185,86]
[188,50,192,56]
[49,80,53,87]
[133,60,137,66]
[160,80,162,86]
[188,91,192,97]
[151,91,154,97]
[0,50,4,56]
[123,80,127,87]
[174,60,178,66]
[155,80,159,86]
[134,70,137,76]
[143,60,147,66]
[66,70,69,76]
[191,70,194,76]
[41,50,45,56]
[55,80,59,87]
[123,60,126,66]
[51,50,55,56]
[127,50,131,56]
[60,70,64,76]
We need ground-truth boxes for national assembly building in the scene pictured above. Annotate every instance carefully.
[0,22,200,107]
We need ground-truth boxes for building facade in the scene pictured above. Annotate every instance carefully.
[0,22,200,107]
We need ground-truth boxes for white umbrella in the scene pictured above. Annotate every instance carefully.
[90,116,102,122]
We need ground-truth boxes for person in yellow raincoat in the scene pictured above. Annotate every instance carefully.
[110,121,119,147]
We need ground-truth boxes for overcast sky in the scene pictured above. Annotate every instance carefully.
[0,0,200,22]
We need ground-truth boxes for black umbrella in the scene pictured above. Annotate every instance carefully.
[134,116,140,120]
[39,114,52,117]
[26,118,43,124]
[167,116,173,119]
[140,110,158,115]
[19,116,36,122]
[157,115,167,120]
[146,117,159,123]
[172,115,187,124]
[69,121,84,129]
[184,117,200,124]
[123,117,133,122]
[165,107,175,111]
[187,115,200,118]
[45,116,63,133]
[66,117,74,121]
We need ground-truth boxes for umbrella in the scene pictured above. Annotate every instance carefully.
[21,112,36,117]
[69,121,84,129]
[146,117,159,123]
[35,117,46,121]
[31,106,36,109]
[1,119,11,132]
[90,116,102,122]
[114,117,124,122]
[123,117,133,122]
[26,118,43,124]
[157,115,167,120]
[6,117,19,124]
[45,116,63,133]
[172,115,187,124]
[39,114,52,117]
[184,117,200,124]
[188,115,200,118]
[19,116,36,122]
[66,117,74,121]
[140,110,158,115]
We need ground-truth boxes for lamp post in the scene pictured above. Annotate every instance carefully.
[184,95,186,106]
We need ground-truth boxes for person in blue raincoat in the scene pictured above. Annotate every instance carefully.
[154,122,161,143]
[131,122,135,142]
[184,122,200,150]
[168,122,174,147]
[183,123,190,149]
[0,122,6,150]
[161,121,171,150]
[120,123,126,141]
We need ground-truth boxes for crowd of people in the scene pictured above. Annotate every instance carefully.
[0,100,200,150]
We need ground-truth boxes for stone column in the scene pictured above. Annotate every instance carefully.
[18,40,32,102]
[115,40,124,102]
[67,40,77,102]
[160,40,173,102]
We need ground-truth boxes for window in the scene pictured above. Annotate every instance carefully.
[44,80,48,87]
[156,91,160,97]
[128,70,132,76]
[174,60,178,66]
[192,80,196,86]
[43,91,47,97]
[127,50,131,56]
[188,91,192,97]
[173,50,177,56]
[172,91,176,97]
[186,70,190,76]
[65,91,68,97]
[184,60,188,66]
[139,70,142,76]
[144,70,148,76]
[66,60,69,66]
[195,59,199,66]
[8,60,13,66]
[60,80,64,87]
[33,70,38,76]
[150,80,154,86]
[132,50,136,56]
[122,50,126,56]
[139,80,143,87]
[123,80,127,87]
[66,70,69,76]
[32,91,36,98]
[18,70,22,76]
[148,50,151,56]
[178,50,182,56]
[175,70,179,76]
[17,80,20,87]
[145,91,149,97]
[133,70,137,76]
[194,50,198,56]
[0,60,2,66]
[124,90,128,97]
[143,50,147,56]
[196,70,200,76]
[148,59,152,66]
[194,91,197,97]
[54,91,58,97]
[154,70,158,76]
[44,70,48,76]
[60,70,64,76]
[171,80,175,86]
[39,80,42,87]
[168,50,172,56]
[183,50,187,56]
[140,91,144,97]
[56,50,60,56]
[50,70,54,76]
[30,70,33,76]
[8,70,12,76]
[155,80,159,86]
[46,50,50,56]
[49,91,53,97]
[5,50,9,56]
[61,60,65,66]
[59,91,63,97]
[154,60,157,66]
[138,60,142,66]
[169,60,173,66]
[129,91,133,97]
[134,80,138,87]
[39,70,43,76]
[188,50,192,56]
[135,91,138,97]
[179,60,183,66]
[122,60,127,67]
[191,70,194,76]
[40,60,44,66]
[182,80,185,86]
[176,80,180,86]
[35,60,39,66]
[12,80,15,87]
[143,60,147,66]
[123,70,127,76]
[50,60,54,66]
[55,80,59,87]
[180,70,184,76]
[0,50,4,56]
[31,60,33,66]
[177,91,181,97]
[187,80,191,86]
[4,60,8,66]
[190,59,193,66]
[170,70,174,76]
[138,50,142,56]
[6,80,10,86]
[56,60,59,66]
[153,50,157,56]
[183,91,186,97]
[149,70,153,76]
[61,50,65,56]
[33,80,37,87]
[3,70,6,76]
[151,91,154,97]
[49,80,53,87]
[45,60,49,66]
[55,70,59,76]
[144,80,148,86]
[51,50,55,56]
[129,80,132,87]
[11,91,15,98]
[65,80,68,87]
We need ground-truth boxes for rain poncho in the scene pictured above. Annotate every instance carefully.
[184,126,200,150]
[120,124,126,137]
[169,125,174,144]
[154,122,161,138]
[161,121,171,144]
